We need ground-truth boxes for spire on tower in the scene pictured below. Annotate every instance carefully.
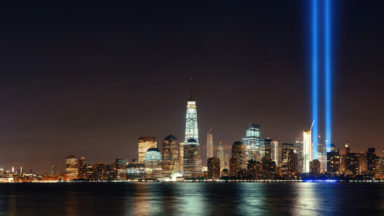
[189,77,194,100]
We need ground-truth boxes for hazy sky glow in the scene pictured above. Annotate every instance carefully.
[0,0,383,172]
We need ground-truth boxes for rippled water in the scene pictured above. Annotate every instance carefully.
[0,183,383,216]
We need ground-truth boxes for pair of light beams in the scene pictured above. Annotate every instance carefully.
[312,0,332,158]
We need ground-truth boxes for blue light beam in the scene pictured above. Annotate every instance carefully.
[312,0,318,159]
[325,0,332,152]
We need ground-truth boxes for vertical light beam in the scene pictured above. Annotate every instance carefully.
[311,0,318,159]
[325,0,332,152]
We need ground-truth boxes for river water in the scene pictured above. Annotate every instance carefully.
[0,183,382,216]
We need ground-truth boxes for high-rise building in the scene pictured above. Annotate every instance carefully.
[287,150,298,178]
[263,138,272,159]
[247,160,263,179]
[317,141,327,173]
[184,96,199,144]
[206,130,214,160]
[374,157,384,179]
[310,159,321,176]
[327,144,340,175]
[207,157,220,180]
[344,143,359,175]
[217,141,225,171]
[282,143,294,164]
[65,155,79,181]
[303,130,312,173]
[183,85,201,178]
[144,148,162,179]
[50,164,57,176]
[138,137,157,163]
[229,141,247,178]
[271,140,279,166]
[295,138,304,173]
[78,156,86,179]
[242,124,261,161]
[162,135,181,177]
[183,139,202,178]
[224,152,230,170]
[367,148,376,176]
[114,159,127,180]
[358,153,368,175]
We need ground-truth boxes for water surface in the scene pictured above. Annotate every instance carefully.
[0,183,382,216]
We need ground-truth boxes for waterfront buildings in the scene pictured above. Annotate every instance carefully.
[242,124,261,161]
[294,138,304,173]
[327,145,340,175]
[217,141,225,171]
[229,141,247,178]
[162,135,181,177]
[138,137,157,163]
[183,91,202,178]
[303,130,312,173]
[271,140,279,166]
[65,155,79,181]
[310,159,321,176]
[207,157,220,180]
[50,164,57,176]
[144,148,162,179]
[206,130,214,160]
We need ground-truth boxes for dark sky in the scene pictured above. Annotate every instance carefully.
[0,0,383,172]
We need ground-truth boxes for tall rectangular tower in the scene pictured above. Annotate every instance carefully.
[138,137,157,163]
[303,131,312,173]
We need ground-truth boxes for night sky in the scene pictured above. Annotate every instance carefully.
[0,0,383,172]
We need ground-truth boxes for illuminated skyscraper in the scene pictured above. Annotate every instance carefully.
[206,130,214,159]
[144,148,162,179]
[183,80,201,178]
[184,92,199,144]
[138,137,157,163]
[65,155,79,181]
[303,130,312,173]
[162,135,181,177]
[242,124,261,161]
[271,140,279,166]
[50,164,57,176]
[295,138,304,173]
[217,141,225,171]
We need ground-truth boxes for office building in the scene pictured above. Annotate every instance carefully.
[216,141,225,172]
[242,124,261,161]
[206,130,214,160]
[65,155,79,181]
[207,157,220,180]
[229,141,247,178]
[138,137,157,163]
[162,135,181,177]
[303,130,312,173]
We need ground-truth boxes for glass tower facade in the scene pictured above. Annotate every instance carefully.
[242,124,261,161]
[184,100,199,144]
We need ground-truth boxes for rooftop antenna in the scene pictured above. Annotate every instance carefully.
[189,77,194,100]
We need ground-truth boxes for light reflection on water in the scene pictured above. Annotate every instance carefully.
[0,183,382,216]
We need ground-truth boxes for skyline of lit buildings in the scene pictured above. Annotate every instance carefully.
[0,88,383,183]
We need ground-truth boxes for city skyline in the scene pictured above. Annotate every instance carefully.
[0,1,383,172]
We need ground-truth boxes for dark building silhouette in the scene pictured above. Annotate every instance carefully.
[207,157,220,180]
[261,156,277,179]
[247,160,263,179]
[327,145,340,175]
[310,159,321,176]
[367,148,376,176]
[229,141,247,178]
